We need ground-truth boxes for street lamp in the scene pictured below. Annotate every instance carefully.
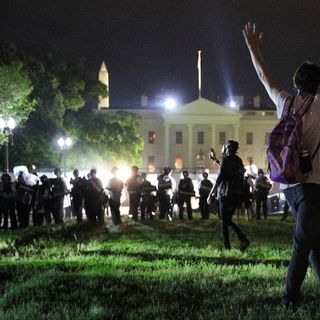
[0,117,16,172]
[57,136,72,177]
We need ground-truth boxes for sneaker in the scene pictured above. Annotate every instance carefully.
[239,239,250,252]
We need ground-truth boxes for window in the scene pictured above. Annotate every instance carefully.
[197,131,204,144]
[219,132,226,145]
[264,132,270,145]
[148,131,156,144]
[246,132,253,145]
[176,131,182,144]
[175,156,183,170]
[148,156,155,172]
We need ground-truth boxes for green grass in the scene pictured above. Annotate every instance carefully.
[0,214,319,319]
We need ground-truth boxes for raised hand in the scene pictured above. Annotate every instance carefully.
[243,22,263,50]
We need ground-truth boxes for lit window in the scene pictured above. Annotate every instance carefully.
[197,131,204,144]
[175,156,183,170]
[176,131,182,144]
[219,132,226,145]
[148,131,156,144]
[246,132,253,145]
[148,156,155,172]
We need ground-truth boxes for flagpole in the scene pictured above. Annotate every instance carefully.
[197,50,202,99]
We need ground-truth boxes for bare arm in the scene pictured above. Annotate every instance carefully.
[243,22,280,105]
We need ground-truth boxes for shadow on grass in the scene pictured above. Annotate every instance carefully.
[81,249,290,267]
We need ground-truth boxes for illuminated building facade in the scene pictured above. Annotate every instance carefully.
[99,61,277,173]
[104,97,277,173]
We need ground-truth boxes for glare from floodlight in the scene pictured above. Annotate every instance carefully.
[65,137,72,147]
[164,98,177,109]
[8,118,16,130]
[229,100,237,108]
[57,137,65,148]
[57,136,73,149]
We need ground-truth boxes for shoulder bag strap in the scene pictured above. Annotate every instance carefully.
[295,95,315,117]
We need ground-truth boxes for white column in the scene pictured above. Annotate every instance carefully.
[164,123,170,165]
[233,124,240,142]
[188,124,193,169]
[211,124,216,150]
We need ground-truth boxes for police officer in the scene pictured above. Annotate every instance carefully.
[140,173,157,220]
[51,168,68,224]
[177,170,195,220]
[0,173,17,229]
[157,166,175,220]
[36,175,54,225]
[125,166,141,221]
[254,169,271,220]
[15,172,34,228]
[199,172,213,219]
[84,169,104,223]
[107,167,124,225]
[70,169,84,223]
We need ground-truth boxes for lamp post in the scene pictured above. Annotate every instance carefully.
[57,136,72,177]
[0,117,16,173]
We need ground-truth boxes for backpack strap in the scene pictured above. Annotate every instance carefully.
[294,95,314,117]
[281,96,295,118]
[282,95,314,118]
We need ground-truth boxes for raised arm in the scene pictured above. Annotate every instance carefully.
[243,22,280,105]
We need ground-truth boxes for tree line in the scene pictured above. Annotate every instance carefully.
[0,41,143,170]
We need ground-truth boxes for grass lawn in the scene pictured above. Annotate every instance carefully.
[0,213,319,319]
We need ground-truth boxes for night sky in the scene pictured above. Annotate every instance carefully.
[1,0,320,107]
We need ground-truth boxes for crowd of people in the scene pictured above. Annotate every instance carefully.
[0,155,275,231]
[1,21,318,310]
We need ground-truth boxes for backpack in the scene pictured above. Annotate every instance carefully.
[267,95,314,183]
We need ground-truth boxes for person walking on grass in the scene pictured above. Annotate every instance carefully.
[243,22,320,309]
[210,140,250,251]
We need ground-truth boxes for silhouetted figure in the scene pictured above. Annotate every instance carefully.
[15,172,34,228]
[107,167,124,225]
[0,173,17,229]
[212,140,250,251]
[238,174,254,220]
[199,172,213,219]
[35,175,54,225]
[126,166,141,221]
[83,169,104,223]
[254,169,271,220]
[50,168,68,224]
[29,173,41,226]
[157,166,175,220]
[70,169,84,223]
[177,170,195,220]
[140,173,157,220]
